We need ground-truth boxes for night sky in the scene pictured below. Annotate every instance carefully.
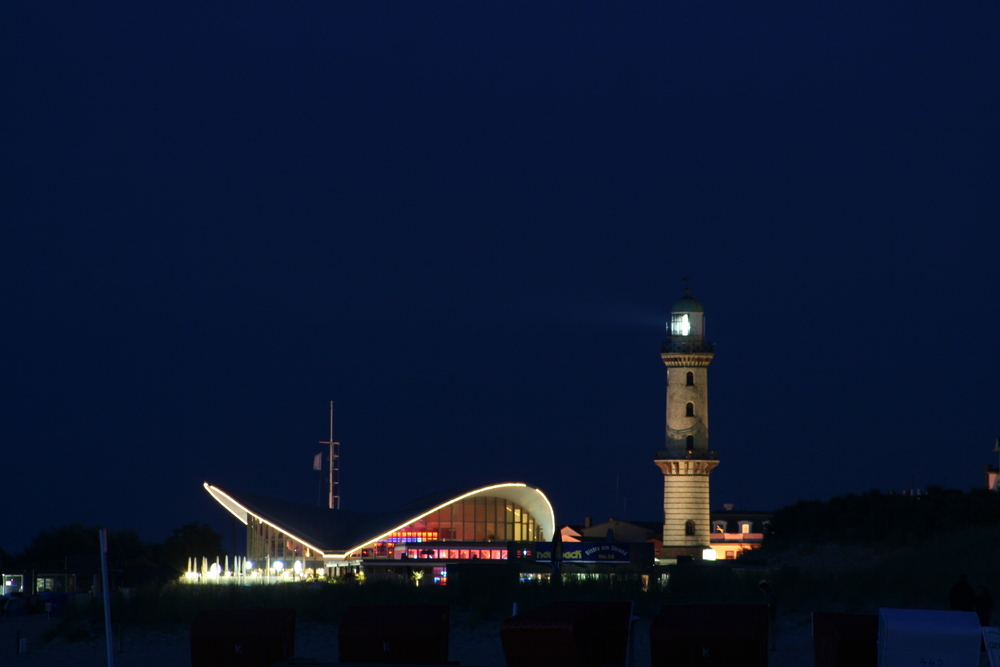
[3,2,998,554]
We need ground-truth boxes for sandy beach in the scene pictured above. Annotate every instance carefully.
[2,610,821,667]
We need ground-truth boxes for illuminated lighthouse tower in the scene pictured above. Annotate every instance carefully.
[655,287,719,559]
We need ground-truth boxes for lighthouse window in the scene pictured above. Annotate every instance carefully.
[686,372,694,386]
[685,520,696,536]
[686,403,694,417]
[686,436,694,452]
[671,313,691,336]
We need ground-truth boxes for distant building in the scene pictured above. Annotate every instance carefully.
[985,466,999,491]
[2,557,124,598]
[708,507,770,560]
[577,518,663,558]
[580,518,663,543]
[560,524,583,542]
[560,512,768,562]
[987,439,1000,491]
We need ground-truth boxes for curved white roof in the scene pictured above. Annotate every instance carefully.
[204,481,555,559]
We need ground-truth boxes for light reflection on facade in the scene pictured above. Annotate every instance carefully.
[246,495,543,564]
[387,495,540,542]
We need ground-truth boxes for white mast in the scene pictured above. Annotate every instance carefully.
[320,401,341,509]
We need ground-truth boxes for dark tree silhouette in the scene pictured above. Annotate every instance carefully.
[157,522,227,572]
[12,522,147,570]
[765,487,1000,549]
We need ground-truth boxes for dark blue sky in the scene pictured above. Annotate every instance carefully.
[3,2,998,553]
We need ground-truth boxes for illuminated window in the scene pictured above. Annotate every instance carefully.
[384,496,541,548]
[686,403,694,417]
[672,313,691,336]
[685,520,696,536]
[726,551,736,559]
[686,372,694,386]
[686,436,694,452]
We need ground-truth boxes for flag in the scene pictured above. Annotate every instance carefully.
[313,452,323,470]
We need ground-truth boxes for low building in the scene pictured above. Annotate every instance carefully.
[985,464,999,491]
[204,481,555,579]
[708,509,770,560]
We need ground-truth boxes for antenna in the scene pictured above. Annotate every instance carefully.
[319,401,341,509]
[614,473,620,519]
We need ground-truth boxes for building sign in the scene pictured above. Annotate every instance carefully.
[535,542,632,564]
[984,626,1000,667]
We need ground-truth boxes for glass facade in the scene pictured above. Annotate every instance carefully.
[384,496,542,545]
[247,516,316,563]
[246,495,544,563]
[404,547,506,560]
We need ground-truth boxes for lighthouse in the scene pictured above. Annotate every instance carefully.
[655,286,719,559]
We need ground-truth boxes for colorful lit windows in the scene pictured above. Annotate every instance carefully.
[383,531,439,544]
[386,496,541,545]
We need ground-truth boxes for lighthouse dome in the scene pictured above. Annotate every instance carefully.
[671,291,703,313]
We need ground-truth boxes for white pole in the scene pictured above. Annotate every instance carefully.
[320,402,341,509]
[333,439,340,510]
[99,529,115,667]
[328,402,334,509]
